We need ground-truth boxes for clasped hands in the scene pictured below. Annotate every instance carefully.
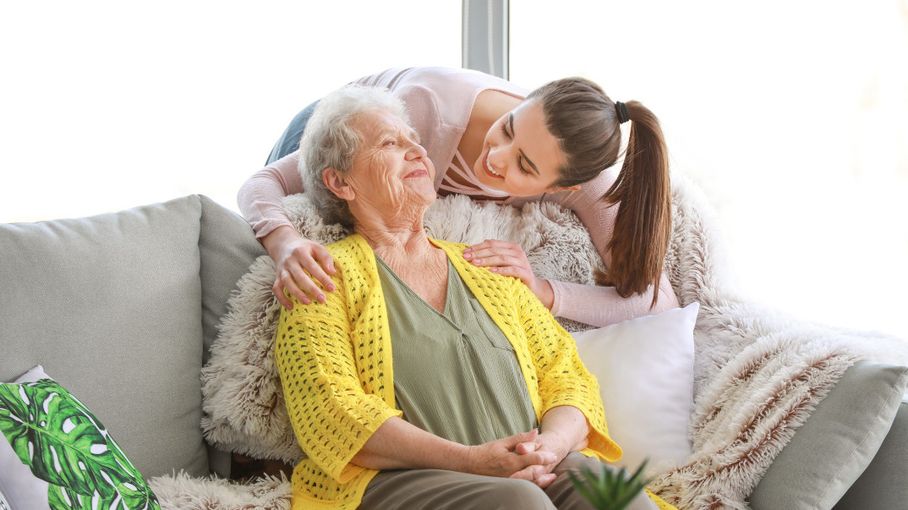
[466,428,587,489]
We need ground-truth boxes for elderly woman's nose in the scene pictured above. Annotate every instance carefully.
[406,141,428,160]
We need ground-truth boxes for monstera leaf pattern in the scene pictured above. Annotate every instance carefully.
[0,379,160,510]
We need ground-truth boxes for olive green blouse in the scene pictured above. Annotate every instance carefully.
[376,257,538,445]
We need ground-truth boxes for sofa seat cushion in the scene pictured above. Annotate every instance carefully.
[0,196,208,477]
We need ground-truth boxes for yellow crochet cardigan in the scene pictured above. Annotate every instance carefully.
[274,234,674,510]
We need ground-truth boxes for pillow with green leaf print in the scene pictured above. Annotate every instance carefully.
[0,366,160,510]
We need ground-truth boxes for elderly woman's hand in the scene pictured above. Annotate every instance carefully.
[465,429,559,480]
[463,240,555,309]
[508,430,584,488]
[262,225,337,309]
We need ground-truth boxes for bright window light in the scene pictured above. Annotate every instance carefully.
[512,1,908,341]
[0,1,460,222]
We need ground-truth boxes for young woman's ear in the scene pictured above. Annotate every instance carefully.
[322,167,355,200]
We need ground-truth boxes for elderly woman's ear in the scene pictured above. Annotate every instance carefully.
[322,167,355,201]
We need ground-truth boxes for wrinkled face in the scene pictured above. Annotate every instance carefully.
[472,98,569,196]
[343,108,436,215]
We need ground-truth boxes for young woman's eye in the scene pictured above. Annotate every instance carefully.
[500,122,511,139]
[517,157,531,175]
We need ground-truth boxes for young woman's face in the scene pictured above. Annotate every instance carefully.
[471,99,569,197]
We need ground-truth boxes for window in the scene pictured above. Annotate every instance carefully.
[511,0,908,340]
[0,1,460,222]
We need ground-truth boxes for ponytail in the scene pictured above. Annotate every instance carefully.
[600,101,671,308]
[528,78,671,307]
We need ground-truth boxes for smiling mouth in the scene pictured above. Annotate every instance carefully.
[482,152,504,179]
[404,168,428,179]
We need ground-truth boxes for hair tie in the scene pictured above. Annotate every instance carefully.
[615,101,630,124]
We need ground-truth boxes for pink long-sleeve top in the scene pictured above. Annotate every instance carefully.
[238,67,679,327]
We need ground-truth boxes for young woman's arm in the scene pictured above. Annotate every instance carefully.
[466,168,679,327]
[238,151,337,308]
[237,151,304,239]
[547,274,679,327]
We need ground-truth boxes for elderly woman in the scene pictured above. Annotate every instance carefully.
[273,86,670,510]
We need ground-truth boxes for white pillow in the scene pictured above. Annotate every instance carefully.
[572,302,699,475]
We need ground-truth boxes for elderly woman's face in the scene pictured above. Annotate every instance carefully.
[343,109,436,214]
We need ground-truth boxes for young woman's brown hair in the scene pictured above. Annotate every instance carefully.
[528,78,671,307]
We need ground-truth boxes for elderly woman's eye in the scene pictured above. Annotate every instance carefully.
[382,139,397,147]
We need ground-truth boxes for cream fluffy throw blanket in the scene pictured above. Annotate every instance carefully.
[150,174,908,509]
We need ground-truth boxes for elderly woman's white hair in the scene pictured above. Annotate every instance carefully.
[298,85,411,227]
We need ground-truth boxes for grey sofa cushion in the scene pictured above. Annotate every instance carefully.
[750,361,908,510]
[834,398,908,509]
[198,195,265,365]
[0,196,208,478]
[198,195,265,477]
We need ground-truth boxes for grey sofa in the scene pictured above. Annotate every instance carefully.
[2,194,906,508]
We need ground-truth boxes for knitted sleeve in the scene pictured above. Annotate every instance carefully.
[514,278,623,463]
[274,283,403,483]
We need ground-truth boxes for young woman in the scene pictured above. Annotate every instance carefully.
[238,66,679,327]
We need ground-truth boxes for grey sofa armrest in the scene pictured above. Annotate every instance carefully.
[749,362,908,509]
[834,397,908,509]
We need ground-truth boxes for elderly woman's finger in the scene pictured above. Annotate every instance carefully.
[536,473,557,488]
[521,450,558,467]
[503,428,539,449]
[508,464,541,481]
[514,439,540,455]
[509,464,557,488]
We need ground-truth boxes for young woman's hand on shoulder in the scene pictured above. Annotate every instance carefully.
[464,239,554,309]
[262,225,337,309]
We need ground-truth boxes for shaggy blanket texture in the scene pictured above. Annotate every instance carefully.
[157,173,908,509]
[148,473,290,510]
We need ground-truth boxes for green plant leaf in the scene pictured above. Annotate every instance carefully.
[568,459,655,510]
[48,485,94,510]
[48,482,161,510]
[0,380,160,509]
